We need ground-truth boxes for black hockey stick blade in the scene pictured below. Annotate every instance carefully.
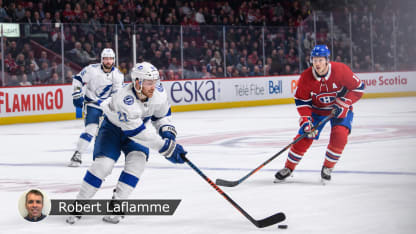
[183,155,286,228]
[215,178,240,187]
[256,212,286,228]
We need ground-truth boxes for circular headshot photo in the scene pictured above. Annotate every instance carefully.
[18,189,51,222]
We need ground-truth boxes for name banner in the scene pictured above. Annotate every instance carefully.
[50,199,181,216]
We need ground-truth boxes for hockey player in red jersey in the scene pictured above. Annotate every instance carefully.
[275,45,365,182]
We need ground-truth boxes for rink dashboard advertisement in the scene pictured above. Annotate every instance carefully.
[0,71,415,124]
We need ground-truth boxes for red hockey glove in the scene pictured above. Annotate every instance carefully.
[299,116,317,139]
[333,97,352,119]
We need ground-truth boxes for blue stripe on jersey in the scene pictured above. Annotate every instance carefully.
[98,84,113,98]
[80,132,93,142]
[143,116,151,123]
[84,170,102,188]
[151,108,172,121]
[295,99,312,107]
[123,123,146,137]
[354,82,365,92]
[118,171,139,188]
[337,87,348,97]
[73,75,83,83]
[84,95,94,102]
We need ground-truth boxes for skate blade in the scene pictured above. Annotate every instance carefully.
[320,178,330,185]
[68,161,81,167]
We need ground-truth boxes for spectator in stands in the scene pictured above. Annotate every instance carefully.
[212,51,222,67]
[5,52,18,74]
[19,74,32,86]
[251,65,263,76]
[14,4,25,21]
[50,61,62,77]
[225,65,233,77]
[0,1,10,22]
[240,66,249,77]
[37,2,46,19]
[42,12,52,25]
[48,72,61,84]
[26,51,40,71]
[83,43,97,63]
[8,74,19,86]
[7,41,18,58]
[37,61,51,83]
[27,63,39,83]
[16,53,27,69]
[166,69,179,80]
[168,57,180,71]
[53,11,62,24]
[226,48,239,67]
[64,69,74,83]
[20,10,32,24]
[6,2,15,21]
[195,8,205,24]
[216,66,224,78]
[38,51,49,66]
[68,42,88,66]
[32,11,42,33]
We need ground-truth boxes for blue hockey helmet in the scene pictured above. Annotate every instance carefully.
[310,45,330,62]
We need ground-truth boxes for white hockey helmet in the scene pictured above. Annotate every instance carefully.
[131,62,159,83]
[101,48,115,64]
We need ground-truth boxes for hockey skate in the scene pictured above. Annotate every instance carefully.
[321,166,333,182]
[102,215,124,224]
[274,167,293,183]
[103,189,124,224]
[68,151,82,167]
[66,215,81,224]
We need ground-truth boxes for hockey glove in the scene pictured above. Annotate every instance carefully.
[159,139,187,164]
[159,125,177,140]
[333,97,352,119]
[299,116,318,139]
[73,96,84,108]
[72,90,84,108]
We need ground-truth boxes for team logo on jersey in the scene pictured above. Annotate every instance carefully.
[123,95,134,105]
[156,82,164,92]
[314,93,337,105]
[138,65,143,70]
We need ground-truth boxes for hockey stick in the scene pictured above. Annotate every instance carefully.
[216,113,334,187]
[182,155,286,228]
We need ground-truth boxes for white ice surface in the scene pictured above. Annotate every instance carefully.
[0,97,415,234]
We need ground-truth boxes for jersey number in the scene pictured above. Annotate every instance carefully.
[118,112,128,122]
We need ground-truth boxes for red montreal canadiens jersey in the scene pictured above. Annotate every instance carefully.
[294,62,365,116]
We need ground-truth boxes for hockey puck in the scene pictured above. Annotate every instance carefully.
[277,224,288,229]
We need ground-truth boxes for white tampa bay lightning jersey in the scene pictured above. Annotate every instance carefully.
[101,82,172,151]
[72,64,124,108]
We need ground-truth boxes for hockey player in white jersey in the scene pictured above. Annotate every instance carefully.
[69,48,124,167]
[66,61,187,224]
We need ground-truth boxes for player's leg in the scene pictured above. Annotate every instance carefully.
[321,111,353,181]
[69,106,103,167]
[103,140,149,224]
[274,137,313,180]
[67,118,122,224]
[275,113,328,181]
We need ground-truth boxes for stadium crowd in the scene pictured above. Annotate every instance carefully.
[0,0,413,86]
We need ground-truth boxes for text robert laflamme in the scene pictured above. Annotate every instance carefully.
[49,199,181,215]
